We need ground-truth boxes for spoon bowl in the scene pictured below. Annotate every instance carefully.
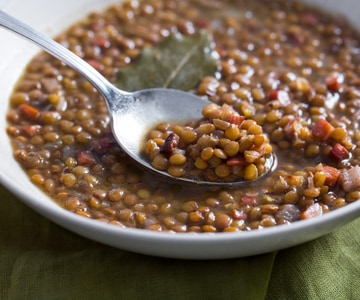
[0,10,276,187]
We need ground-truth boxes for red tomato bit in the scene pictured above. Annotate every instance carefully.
[325,74,343,93]
[18,104,40,121]
[23,125,41,137]
[267,90,290,106]
[160,133,180,155]
[311,119,334,141]
[78,151,96,166]
[322,165,341,187]
[226,155,248,167]
[220,112,244,125]
[329,143,350,162]
[239,194,257,206]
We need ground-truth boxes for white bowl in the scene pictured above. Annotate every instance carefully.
[1,0,360,259]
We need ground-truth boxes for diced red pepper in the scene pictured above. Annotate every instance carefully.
[91,36,110,48]
[231,209,247,220]
[227,114,244,125]
[239,194,257,206]
[267,90,290,106]
[312,119,334,141]
[221,113,244,126]
[300,203,323,220]
[78,151,96,166]
[226,155,248,167]
[325,75,341,93]
[160,133,180,155]
[18,104,40,121]
[322,165,341,187]
[23,125,41,137]
[329,143,350,162]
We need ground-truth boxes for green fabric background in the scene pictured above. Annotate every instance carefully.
[1,183,360,300]
[266,221,360,300]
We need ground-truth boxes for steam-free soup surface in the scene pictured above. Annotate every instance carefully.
[6,0,360,232]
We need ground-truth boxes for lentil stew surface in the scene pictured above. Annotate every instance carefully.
[6,0,360,232]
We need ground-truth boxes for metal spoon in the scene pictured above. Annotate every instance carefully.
[0,10,277,186]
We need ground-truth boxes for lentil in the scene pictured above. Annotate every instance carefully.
[6,0,360,233]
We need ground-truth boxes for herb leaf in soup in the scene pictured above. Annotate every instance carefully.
[115,31,219,91]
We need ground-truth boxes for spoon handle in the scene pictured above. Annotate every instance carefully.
[0,10,119,99]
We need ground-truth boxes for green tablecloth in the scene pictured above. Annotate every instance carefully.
[1,183,360,300]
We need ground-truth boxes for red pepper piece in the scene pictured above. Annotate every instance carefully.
[329,143,350,162]
[239,194,257,206]
[160,133,180,156]
[226,155,248,167]
[268,90,290,106]
[91,36,110,48]
[325,75,341,93]
[18,104,40,121]
[322,165,341,187]
[312,119,334,141]
[224,114,244,125]
[23,125,41,137]
[231,209,247,220]
[78,151,96,166]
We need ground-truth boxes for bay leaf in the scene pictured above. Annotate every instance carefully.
[115,31,219,91]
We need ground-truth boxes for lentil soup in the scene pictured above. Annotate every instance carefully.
[6,0,360,233]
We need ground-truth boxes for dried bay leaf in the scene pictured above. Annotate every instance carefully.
[115,31,219,91]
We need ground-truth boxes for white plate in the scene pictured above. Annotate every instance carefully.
[1,0,360,259]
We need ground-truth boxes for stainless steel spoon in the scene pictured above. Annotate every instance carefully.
[0,10,276,186]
